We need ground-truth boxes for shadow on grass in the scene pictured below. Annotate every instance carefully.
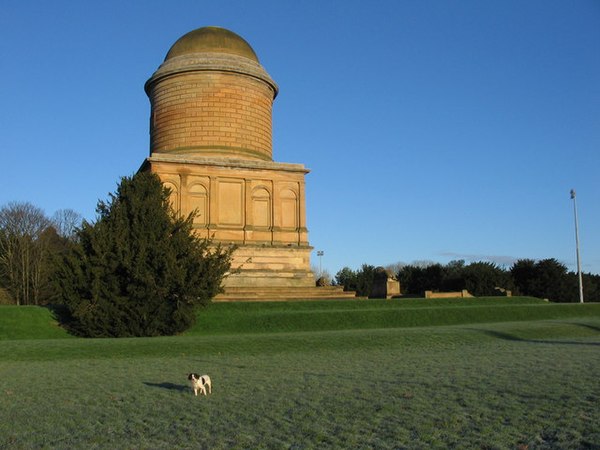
[566,321,600,333]
[143,382,188,392]
[471,328,600,346]
[44,304,79,336]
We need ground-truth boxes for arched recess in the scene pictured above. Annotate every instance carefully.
[280,188,298,229]
[252,187,271,228]
[189,183,208,226]
[163,181,179,213]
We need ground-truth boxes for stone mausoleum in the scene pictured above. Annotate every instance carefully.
[140,26,351,300]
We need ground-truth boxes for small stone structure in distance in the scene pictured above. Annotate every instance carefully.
[369,267,401,299]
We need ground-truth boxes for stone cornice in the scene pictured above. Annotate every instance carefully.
[144,52,278,97]
[140,155,310,174]
[152,145,272,162]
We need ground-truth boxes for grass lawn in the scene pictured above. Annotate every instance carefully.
[1,299,599,449]
[0,305,72,340]
[190,297,600,335]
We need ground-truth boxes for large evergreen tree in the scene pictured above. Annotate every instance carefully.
[57,172,234,337]
[462,261,512,296]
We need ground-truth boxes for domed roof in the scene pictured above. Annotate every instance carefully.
[165,26,259,62]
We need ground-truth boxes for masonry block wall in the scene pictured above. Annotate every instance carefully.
[149,159,309,247]
[148,72,275,161]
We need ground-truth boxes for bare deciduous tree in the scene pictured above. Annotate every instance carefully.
[0,202,51,305]
[311,266,332,285]
[51,208,83,240]
[385,261,407,276]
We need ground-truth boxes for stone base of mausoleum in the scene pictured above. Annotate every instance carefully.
[215,285,356,302]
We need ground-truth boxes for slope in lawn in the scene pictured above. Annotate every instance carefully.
[2,297,599,340]
[0,306,72,340]
[188,297,600,335]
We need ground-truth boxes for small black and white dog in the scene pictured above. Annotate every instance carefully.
[187,373,212,396]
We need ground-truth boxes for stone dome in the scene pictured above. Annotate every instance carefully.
[164,26,259,62]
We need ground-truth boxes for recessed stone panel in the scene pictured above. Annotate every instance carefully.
[188,182,208,225]
[280,188,298,229]
[252,187,271,228]
[218,179,243,226]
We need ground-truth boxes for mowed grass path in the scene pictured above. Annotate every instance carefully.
[1,299,599,449]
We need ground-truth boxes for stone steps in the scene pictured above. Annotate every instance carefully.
[215,286,356,302]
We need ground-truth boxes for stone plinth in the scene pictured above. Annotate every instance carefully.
[141,154,316,292]
[369,267,401,299]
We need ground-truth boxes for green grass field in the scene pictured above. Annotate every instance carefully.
[189,297,600,335]
[1,298,599,449]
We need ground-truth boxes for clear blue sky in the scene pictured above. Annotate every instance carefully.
[2,1,599,276]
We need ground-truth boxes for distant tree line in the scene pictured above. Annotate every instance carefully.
[334,265,377,298]
[335,260,600,302]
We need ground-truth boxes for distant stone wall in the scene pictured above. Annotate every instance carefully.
[425,290,473,299]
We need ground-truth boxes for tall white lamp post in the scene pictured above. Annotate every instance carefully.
[317,250,324,277]
[570,189,584,303]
